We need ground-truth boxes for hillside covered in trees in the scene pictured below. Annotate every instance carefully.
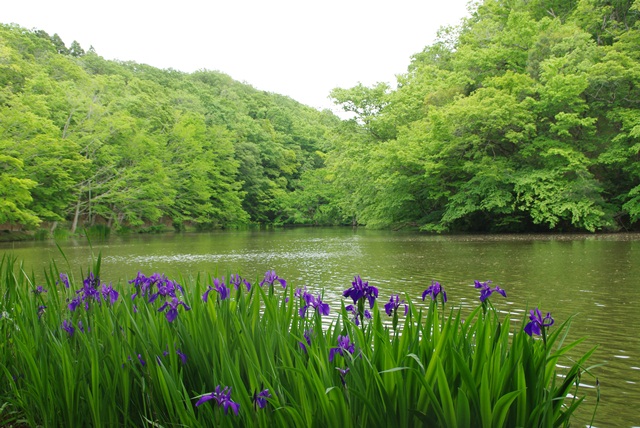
[326,0,640,232]
[2,0,640,234]
[0,23,342,233]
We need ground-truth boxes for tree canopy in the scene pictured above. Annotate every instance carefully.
[0,23,341,232]
[326,0,640,232]
[2,0,640,234]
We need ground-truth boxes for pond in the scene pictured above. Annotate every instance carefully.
[2,227,639,426]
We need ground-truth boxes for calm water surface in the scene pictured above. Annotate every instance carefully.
[1,228,639,426]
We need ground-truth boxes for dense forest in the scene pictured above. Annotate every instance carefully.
[0,23,343,233]
[326,0,640,232]
[2,0,640,234]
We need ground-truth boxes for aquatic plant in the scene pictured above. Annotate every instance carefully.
[259,270,287,288]
[329,335,355,362]
[343,275,378,326]
[0,255,598,427]
[298,290,330,318]
[384,294,408,317]
[195,385,240,415]
[474,279,507,302]
[202,277,230,302]
[252,388,271,410]
[384,293,408,331]
[422,280,447,305]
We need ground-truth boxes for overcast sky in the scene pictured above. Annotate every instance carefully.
[3,0,472,114]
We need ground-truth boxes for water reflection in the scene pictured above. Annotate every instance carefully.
[1,228,639,426]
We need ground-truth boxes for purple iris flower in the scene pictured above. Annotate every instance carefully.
[329,335,355,362]
[299,291,330,318]
[176,349,187,364]
[158,297,191,322]
[130,273,188,322]
[129,271,153,300]
[203,278,230,302]
[62,320,74,336]
[202,286,213,303]
[252,388,271,409]
[422,281,447,303]
[260,270,287,288]
[68,297,81,312]
[299,329,313,352]
[61,320,85,335]
[33,285,47,294]
[195,385,240,415]
[384,294,408,317]
[80,273,101,304]
[148,275,182,304]
[101,283,119,304]
[130,272,183,302]
[343,275,378,309]
[337,367,350,387]
[345,304,371,326]
[229,274,251,291]
[84,272,100,289]
[37,305,46,319]
[214,278,230,300]
[59,273,70,288]
[69,272,115,311]
[474,280,507,302]
[524,308,555,336]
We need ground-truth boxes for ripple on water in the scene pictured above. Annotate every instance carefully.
[105,249,351,266]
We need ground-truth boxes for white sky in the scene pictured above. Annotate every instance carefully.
[2,0,472,114]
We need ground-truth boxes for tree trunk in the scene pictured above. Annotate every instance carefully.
[71,200,81,234]
[62,110,74,139]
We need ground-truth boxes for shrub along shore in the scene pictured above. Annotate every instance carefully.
[0,255,597,427]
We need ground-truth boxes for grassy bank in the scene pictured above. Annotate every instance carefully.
[0,255,597,427]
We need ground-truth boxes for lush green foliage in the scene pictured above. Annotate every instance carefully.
[0,255,596,427]
[0,24,341,231]
[4,0,640,234]
[327,0,640,232]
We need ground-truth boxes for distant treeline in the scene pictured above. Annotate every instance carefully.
[0,23,343,232]
[2,0,640,234]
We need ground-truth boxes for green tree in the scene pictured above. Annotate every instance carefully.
[69,40,85,57]
[324,0,640,232]
[49,33,69,55]
[0,154,40,228]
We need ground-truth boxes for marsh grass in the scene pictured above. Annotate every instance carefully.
[0,254,597,427]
